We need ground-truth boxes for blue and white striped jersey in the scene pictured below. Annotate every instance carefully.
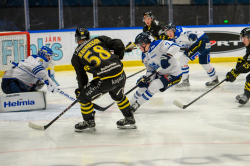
[142,40,182,77]
[172,27,205,48]
[2,55,50,87]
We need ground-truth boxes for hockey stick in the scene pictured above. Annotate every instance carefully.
[28,70,158,131]
[99,70,159,111]
[126,68,146,79]
[28,100,78,130]
[173,78,226,109]
[11,61,108,111]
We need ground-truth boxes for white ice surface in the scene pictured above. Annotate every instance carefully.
[1,63,250,166]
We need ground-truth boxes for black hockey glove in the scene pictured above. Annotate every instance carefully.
[75,88,81,98]
[160,54,171,69]
[35,80,45,90]
[226,69,240,82]
[136,75,150,88]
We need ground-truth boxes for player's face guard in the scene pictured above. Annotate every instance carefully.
[135,42,146,48]
[75,34,87,43]
[240,34,250,41]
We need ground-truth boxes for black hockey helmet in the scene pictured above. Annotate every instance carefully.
[75,27,90,42]
[165,22,176,31]
[240,27,250,41]
[143,11,153,18]
[134,32,151,46]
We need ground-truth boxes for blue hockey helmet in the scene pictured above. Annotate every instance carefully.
[75,27,90,42]
[165,22,176,31]
[134,32,151,46]
[38,46,53,60]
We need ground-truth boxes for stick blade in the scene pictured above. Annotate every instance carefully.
[28,122,45,131]
[173,100,185,109]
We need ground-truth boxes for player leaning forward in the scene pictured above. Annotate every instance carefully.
[1,46,59,94]
[165,23,219,90]
[130,32,182,112]
[71,27,136,132]
[225,27,250,105]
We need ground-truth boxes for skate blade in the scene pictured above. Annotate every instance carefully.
[175,87,191,91]
[75,127,96,132]
[238,103,246,107]
[117,124,137,129]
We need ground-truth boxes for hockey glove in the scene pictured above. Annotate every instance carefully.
[160,54,171,69]
[226,69,240,82]
[125,42,136,52]
[136,75,150,88]
[188,33,197,41]
[75,88,81,98]
[35,80,45,90]
[47,82,60,94]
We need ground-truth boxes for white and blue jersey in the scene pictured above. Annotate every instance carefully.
[171,27,206,49]
[141,40,182,77]
[2,55,50,87]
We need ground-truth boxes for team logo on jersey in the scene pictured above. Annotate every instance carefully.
[206,31,245,53]
[39,59,44,64]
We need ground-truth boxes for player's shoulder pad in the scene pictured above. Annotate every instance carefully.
[174,27,184,38]
[148,40,162,53]
[31,55,49,62]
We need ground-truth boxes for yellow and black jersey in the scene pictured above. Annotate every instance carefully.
[235,44,250,74]
[143,20,170,41]
[71,35,125,89]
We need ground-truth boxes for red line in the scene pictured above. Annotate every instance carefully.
[1,142,250,154]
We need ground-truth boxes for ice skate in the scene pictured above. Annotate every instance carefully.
[205,76,219,87]
[75,113,96,132]
[235,94,244,102]
[236,94,249,107]
[131,101,140,112]
[175,78,190,91]
[117,115,137,129]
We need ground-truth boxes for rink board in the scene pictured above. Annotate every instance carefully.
[27,25,248,70]
[0,91,47,112]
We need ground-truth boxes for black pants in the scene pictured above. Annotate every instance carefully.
[78,72,132,121]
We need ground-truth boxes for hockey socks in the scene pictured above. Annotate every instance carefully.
[137,89,154,106]
[202,64,217,81]
[181,66,189,80]
[116,96,131,117]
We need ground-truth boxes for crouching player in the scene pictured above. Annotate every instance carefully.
[225,27,250,106]
[130,32,182,112]
[1,46,59,94]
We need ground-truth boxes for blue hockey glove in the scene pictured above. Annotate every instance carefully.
[160,54,171,69]
[188,33,197,41]
[136,75,150,88]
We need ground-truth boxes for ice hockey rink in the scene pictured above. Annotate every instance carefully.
[1,62,250,166]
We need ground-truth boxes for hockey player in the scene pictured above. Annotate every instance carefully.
[165,23,219,91]
[129,32,182,112]
[125,11,169,52]
[1,46,59,94]
[225,27,250,106]
[72,27,136,132]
